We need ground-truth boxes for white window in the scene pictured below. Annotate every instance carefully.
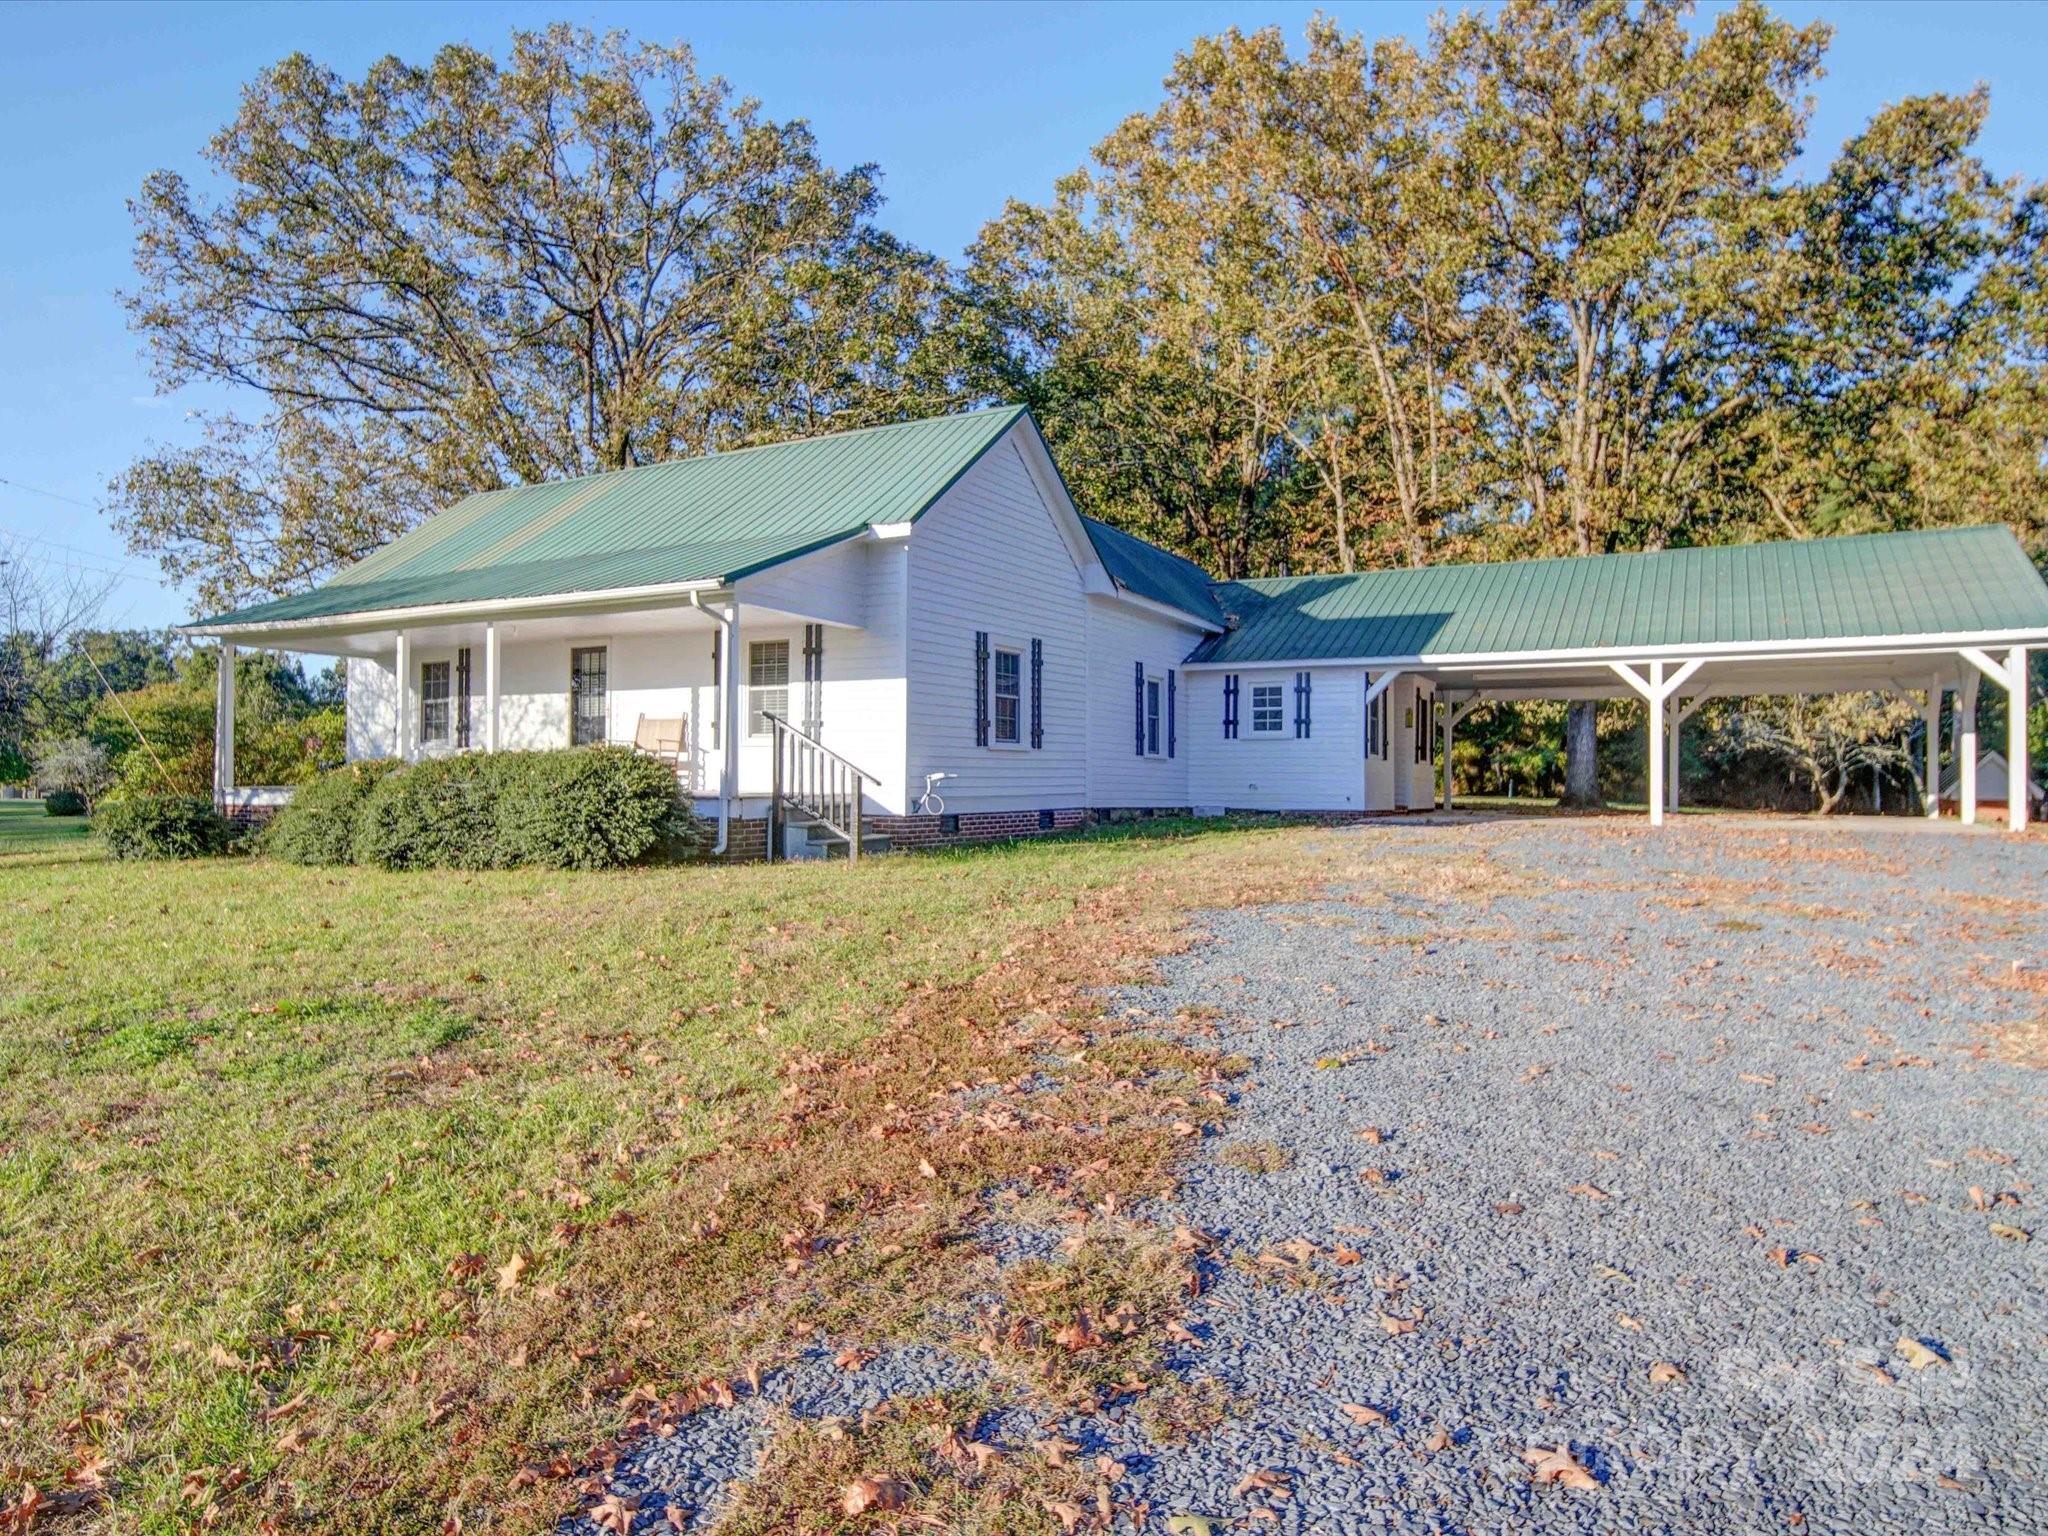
[992,647,1022,744]
[748,640,789,737]
[420,661,451,746]
[1145,675,1163,756]
[1249,681,1285,736]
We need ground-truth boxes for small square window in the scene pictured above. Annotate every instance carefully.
[1249,682,1285,736]
[992,647,1021,744]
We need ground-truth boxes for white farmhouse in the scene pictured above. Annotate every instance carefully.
[184,405,2048,852]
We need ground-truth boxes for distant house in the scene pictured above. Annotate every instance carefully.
[182,405,2048,855]
[1941,749,2045,819]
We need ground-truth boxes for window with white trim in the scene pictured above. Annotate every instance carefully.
[1145,675,1163,756]
[420,661,452,747]
[992,646,1022,744]
[1249,681,1285,736]
[748,640,789,737]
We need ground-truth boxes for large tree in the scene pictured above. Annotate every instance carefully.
[114,26,964,610]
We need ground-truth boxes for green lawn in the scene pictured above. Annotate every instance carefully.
[0,796,94,855]
[0,815,1328,1534]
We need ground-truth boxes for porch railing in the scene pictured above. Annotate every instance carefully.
[764,713,874,863]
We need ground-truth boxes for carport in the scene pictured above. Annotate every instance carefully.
[1198,526,2048,828]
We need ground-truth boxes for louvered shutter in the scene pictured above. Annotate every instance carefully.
[1295,671,1312,738]
[1134,661,1145,757]
[974,631,990,747]
[1029,639,1043,749]
[1224,674,1238,739]
[1166,670,1176,758]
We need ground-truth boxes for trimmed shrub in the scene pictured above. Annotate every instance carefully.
[263,759,403,866]
[494,746,699,869]
[355,756,506,871]
[42,790,88,817]
[94,797,232,860]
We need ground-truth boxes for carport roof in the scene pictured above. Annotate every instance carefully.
[1190,525,2048,666]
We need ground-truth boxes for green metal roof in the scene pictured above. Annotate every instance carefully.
[194,404,1031,629]
[1080,515,1225,629]
[1191,526,2048,665]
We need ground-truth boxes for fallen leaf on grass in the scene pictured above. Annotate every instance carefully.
[496,1252,529,1293]
[1042,1501,1086,1533]
[1522,1445,1599,1490]
[841,1476,912,1515]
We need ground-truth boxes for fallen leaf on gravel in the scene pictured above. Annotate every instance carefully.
[1740,1072,1777,1085]
[665,1506,690,1531]
[1339,1403,1389,1428]
[1648,1362,1685,1385]
[1522,1445,1599,1490]
[1859,1363,1896,1386]
[1165,1518,1222,1536]
[1894,1337,1944,1370]
[834,1347,876,1371]
[841,1475,912,1514]
[1616,1314,1643,1331]
[1357,1127,1385,1145]
[592,1492,641,1534]
[1968,1186,1990,1211]
[1988,1223,2031,1243]
[1035,1437,1081,1467]
[1378,1310,1421,1336]
[1331,1245,1362,1265]
[1494,1202,1525,1216]
[1592,1263,1631,1282]
[1234,1468,1291,1497]
[1423,1426,1452,1452]
[1567,1183,1609,1201]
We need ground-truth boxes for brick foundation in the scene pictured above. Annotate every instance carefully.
[869,807,1091,850]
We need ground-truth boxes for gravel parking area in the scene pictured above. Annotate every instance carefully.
[589,815,2048,1533]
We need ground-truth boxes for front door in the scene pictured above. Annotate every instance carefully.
[570,646,608,746]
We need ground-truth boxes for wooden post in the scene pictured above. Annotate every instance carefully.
[1666,693,1682,813]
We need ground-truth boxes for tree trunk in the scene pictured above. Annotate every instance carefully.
[1559,700,1604,809]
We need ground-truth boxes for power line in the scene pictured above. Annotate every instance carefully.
[0,474,96,510]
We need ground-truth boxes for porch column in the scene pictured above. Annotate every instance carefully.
[1646,661,1667,828]
[483,622,501,753]
[1440,697,1454,812]
[1960,670,1980,826]
[2008,647,2031,832]
[1923,675,1943,819]
[394,630,412,763]
[213,642,237,810]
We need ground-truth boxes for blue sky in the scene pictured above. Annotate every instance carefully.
[4,0,2046,629]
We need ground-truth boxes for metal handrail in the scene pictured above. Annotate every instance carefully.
[764,713,875,863]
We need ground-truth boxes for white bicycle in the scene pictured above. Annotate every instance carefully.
[917,771,957,815]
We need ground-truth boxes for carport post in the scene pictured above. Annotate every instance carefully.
[2008,647,2030,832]
[1440,697,1454,811]
[1923,675,1943,819]
[1959,670,1980,825]
[212,641,236,810]
[1646,662,1666,827]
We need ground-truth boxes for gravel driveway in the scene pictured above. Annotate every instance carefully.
[592,814,2048,1534]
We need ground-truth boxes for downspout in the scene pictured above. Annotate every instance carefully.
[692,591,739,855]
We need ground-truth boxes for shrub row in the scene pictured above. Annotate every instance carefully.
[94,797,233,860]
[266,747,701,870]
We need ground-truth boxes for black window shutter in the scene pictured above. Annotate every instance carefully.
[1295,671,1312,738]
[1224,673,1238,739]
[1134,661,1145,757]
[1030,638,1043,749]
[1167,670,1176,759]
[974,631,990,746]
[456,646,472,749]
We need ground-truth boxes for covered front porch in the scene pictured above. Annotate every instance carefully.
[1403,639,2034,828]
[202,581,900,853]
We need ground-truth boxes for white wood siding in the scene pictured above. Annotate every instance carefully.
[1187,665,1368,813]
[345,656,397,759]
[905,434,1091,813]
[1086,599,1203,809]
